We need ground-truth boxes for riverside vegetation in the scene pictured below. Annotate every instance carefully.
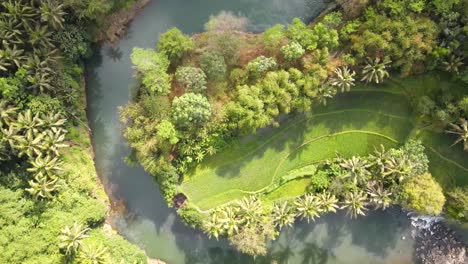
[121,0,468,257]
[121,0,468,255]
[0,0,148,263]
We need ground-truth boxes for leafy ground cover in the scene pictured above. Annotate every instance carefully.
[182,76,468,211]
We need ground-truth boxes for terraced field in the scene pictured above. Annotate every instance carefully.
[181,75,468,211]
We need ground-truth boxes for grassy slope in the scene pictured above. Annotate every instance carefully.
[182,74,467,211]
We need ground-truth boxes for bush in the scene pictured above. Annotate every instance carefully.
[200,52,227,80]
[229,68,248,86]
[172,93,212,127]
[157,28,194,62]
[286,18,318,50]
[247,56,277,79]
[54,23,91,61]
[131,48,172,95]
[175,66,207,93]
[156,120,179,144]
[263,24,285,50]
[399,173,445,216]
[446,187,468,222]
[308,170,330,193]
[204,11,248,32]
[177,206,205,228]
[280,42,305,61]
[322,11,343,28]
[27,95,64,115]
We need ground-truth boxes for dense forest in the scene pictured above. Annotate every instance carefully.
[0,0,147,263]
[122,0,468,256]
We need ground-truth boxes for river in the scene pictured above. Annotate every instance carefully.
[86,0,417,263]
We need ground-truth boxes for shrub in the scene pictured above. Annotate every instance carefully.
[247,56,277,79]
[204,11,248,32]
[399,173,445,216]
[177,206,205,228]
[280,42,305,61]
[175,66,207,93]
[157,28,194,62]
[131,48,172,95]
[200,52,227,80]
[156,120,179,144]
[213,33,241,66]
[172,93,211,127]
[446,187,468,222]
[322,11,343,28]
[27,95,64,115]
[263,24,285,50]
[229,68,248,86]
[286,18,318,50]
[308,170,330,193]
[54,23,91,61]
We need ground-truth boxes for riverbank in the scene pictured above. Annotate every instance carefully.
[412,217,467,263]
[98,0,151,44]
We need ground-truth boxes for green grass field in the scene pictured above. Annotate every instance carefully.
[181,76,468,211]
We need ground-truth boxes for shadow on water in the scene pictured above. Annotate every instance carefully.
[85,0,418,263]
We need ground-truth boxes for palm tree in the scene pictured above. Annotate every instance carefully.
[446,118,468,151]
[14,109,43,138]
[14,132,44,158]
[25,174,58,199]
[236,196,263,227]
[218,206,241,236]
[204,211,224,239]
[27,68,53,93]
[361,57,390,84]
[368,144,388,175]
[1,0,35,30]
[367,182,392,210]
[0,100,18,126]
[1,42,26,69]
[1,126,18,149]
[317,192,339,213]
[294,194,322,222]
[77,242,109,264]
[42,128,68,157]
[329,66,356,92]
[341,191,368,219]
[27,24,53,49]
[442,55,464,74]
[272,201,295,230]
[0,17,23,45]
[40,112,66,128]
[339,156,371,186]
[382,154,412,182]
[316,84,336,106]
[58,222,90,255]
[39,0,66,30]
[27,154,62,178]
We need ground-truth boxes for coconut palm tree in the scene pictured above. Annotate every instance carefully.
[329,66,356,92]
[40,112,66,128]
[368,144,388,175]
[317,192,339,213]
[27,154,62,178]
[237,196,263,227]
[367,182,392,210]
[0,100,18,126]
[58,222,90,255]
[361,57,390,84]
[339,156,371,186]
[294,194,322,222]
[27,24,53,49]
[218,206,241,236]
[1,42,26,69]
[442,55,464,74]
[77,242,109,264]
[42,128,68,157]
[39,0,65,30]
[316,84,336,106]
[27,68,53,93]
[204,210,224,239]
[14,109,43,138]
[1,0,35,30]
[272,201,295,230]
[0,17,23,45]
[382,154,412,182]
[1,126,17,149]
[341,191,368,219]
[446,118,468,151]
[14,132,44,158]
[25,174,58,199]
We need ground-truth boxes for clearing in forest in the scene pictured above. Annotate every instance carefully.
[181,78,468,211]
